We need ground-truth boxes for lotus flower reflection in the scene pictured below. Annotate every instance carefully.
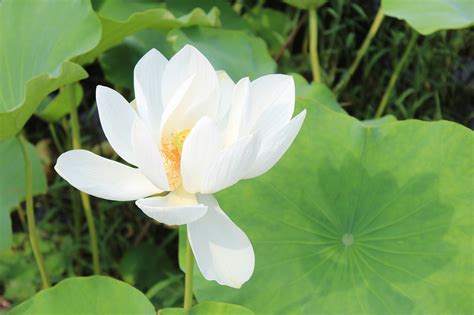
[55,45,306,288]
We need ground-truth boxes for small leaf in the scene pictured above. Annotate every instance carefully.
[382,0,474,35]
[7,276,155,315]
[35,84,83,123]
[284,0,328,10]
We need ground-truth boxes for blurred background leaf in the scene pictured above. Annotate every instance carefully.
[382,0,474,35]
[0,0,101,139]
[0,138,47,251]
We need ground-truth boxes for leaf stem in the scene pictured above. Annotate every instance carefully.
[67,84,101,274]
[48,123,64,153]
[309,8,321,83]
[375,31,419,118]
[18,133,50,289]
[334,8,385,94]
[183,236,194,311]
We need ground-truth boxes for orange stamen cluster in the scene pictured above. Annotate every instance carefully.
[161,129,191,190]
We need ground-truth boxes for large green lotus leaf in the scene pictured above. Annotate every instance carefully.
[169,27,276,81]
[7,276,155,315]
[0,138,47,251]
[382,0,474,35]
[190,105,474,314]
[159,301,254,315]
[76,1,220,64]
[35,83,83,123]
[0,0,101,140]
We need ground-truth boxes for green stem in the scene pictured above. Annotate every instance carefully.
[48,123,64,153]
[18,134,50,289]
[80,192,100,274]
[375,31,419,118]
[334,8,385,94]
[16,205,27,230]
[67,84,101,274]
[71,187,82,241]
[308,8,321,83]
[183,237,194,311]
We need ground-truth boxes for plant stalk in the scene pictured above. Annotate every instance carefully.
[309,8,321,83]
[48,123,64,153]
[18,133,50,289]
[375,31,419,118]
[67,84,101,274]
[183,237,194,311]
[334,8,385,94]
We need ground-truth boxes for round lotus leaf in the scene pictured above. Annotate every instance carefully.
[191,105,473,314]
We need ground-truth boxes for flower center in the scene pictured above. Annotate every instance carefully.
[342,233,354,247]
[161,129,191,190]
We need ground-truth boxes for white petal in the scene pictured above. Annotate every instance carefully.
[96,85,138,165]
[224,77,251,145]
[55,150,160,201]
[134,49,168,140]
[249,74,295,137]
[188,194,254,288]
[245,110,306,179]
[161,45,219,132]
[201,133,260,194]
[215,70,235,126]
[181,117,223,193]
[136,188,207,225]
[132,119,170,191]
[160,74,195,135]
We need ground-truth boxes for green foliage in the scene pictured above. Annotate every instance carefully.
[382,0,474,35]
[284,0,328,10]
[0,0,100,139]
[190,105,473,314]
[244,7,293,54]
[0,234,72,302]
[99,30,174,89]
[100,24,276,90]
[169,27,276,81]
[160,301,254,315]
[0,138,47,251]
[76,1,220,65]
[166,0,250,31]
[35,84,84,123]
[119,243,174,289]
[7,276,156,315]
[292,74,346,113]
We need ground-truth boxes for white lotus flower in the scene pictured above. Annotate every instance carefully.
[55,45,306,288]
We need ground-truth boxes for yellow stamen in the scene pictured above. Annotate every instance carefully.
[161,129,191,190]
